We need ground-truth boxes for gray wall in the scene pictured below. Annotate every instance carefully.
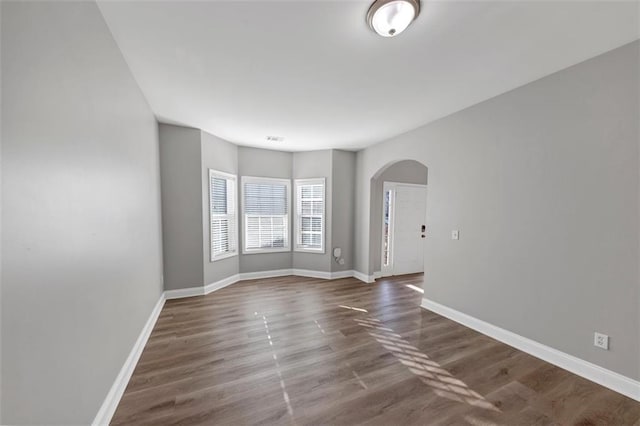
[1,2,164,424]
[160,126,243,289]
[369,160,428,273]
[292,150,332,272]
[238,147,293,273]
[160,136,346,283]
[355,41,640,379]
[201,131,240,284]
[159,124,204,290]
[331,150,356,272]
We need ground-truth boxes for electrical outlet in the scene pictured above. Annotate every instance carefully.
[594,332,609,350]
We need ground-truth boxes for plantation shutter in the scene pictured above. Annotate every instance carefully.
[209,171,237,260]
[296,179,325,251]
[243,178,290,251]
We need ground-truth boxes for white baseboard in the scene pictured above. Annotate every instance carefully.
[166,271,286,300]
[238,269,293,280]
[372,271,382,279]
[293,268,333,279]
[233,268,367,282]
[330,270,356,280]
[92,293,166,425]
[166,269,365,301]
[420,298,640,402]
[204,273,240,294]
[167,269,371,302]
[164,285,204,300]
[293,269,363,280]
[352,270,376,283]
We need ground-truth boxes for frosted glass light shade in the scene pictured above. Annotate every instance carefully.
[367,0,420,37]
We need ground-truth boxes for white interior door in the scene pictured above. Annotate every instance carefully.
[383,184,427,276]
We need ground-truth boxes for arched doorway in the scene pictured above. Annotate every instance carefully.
[370,160,428,277]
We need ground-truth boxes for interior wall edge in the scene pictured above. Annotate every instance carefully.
[92,293,166,426]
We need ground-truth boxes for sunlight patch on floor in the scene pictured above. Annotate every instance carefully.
[405,284,424,294]
[339,305,368,313]
[256,312,295,419]
[354,316,500,412]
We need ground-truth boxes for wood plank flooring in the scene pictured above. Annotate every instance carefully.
[112,274,640,425]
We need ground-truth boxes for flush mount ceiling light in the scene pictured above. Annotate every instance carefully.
[367,0,420,37]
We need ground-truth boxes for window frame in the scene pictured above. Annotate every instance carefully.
[240,176,292,255]
[294,178,326,254]
[209,169,238,262]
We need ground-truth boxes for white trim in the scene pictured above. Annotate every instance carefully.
[242,246,291,255]
[238,269,359,281]
[238,269,293,280]
[381,181,427,277]
[164,285,204,300]
[420,298,640,402]
[209,169,238,262]
[92,293,166,426]
[164,274,243,300]
[293,268,332,279]
[211,251,238,262]
[330,270,355,280]
[209,169,236,180]
[293,247,326,253]
[383,181,428,188]
[381,182,395,277]
[167,269,368,300]
[204,273,241,294]
[372,271,382,279]
[353,270,375,283]
[294,178,326,254]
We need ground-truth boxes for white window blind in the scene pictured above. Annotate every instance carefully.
[295,178,325,253]
[209,170,237,261]
[242,177,291,253]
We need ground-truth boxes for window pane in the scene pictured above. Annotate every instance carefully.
[312,200,323,215]
[296,180,324,250]
[301,200,313,215]
[301,216,322,232]
[210,172,237,259]
[211,177,227,214]
[243,178,290,251]
[383,190,392,266]
[244,183,287,215]
[246,216,260,248]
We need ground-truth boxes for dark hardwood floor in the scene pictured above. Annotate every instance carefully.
[112,274,640,425]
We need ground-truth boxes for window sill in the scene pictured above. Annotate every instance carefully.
[210,252,238,262]
[242,247,291,255]
[294,247,325,254]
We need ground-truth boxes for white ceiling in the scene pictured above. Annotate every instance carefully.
[97,1,639,151]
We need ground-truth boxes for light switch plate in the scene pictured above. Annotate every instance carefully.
[451,230,459,240]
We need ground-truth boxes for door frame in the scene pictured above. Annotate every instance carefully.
[380,181,427,277]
